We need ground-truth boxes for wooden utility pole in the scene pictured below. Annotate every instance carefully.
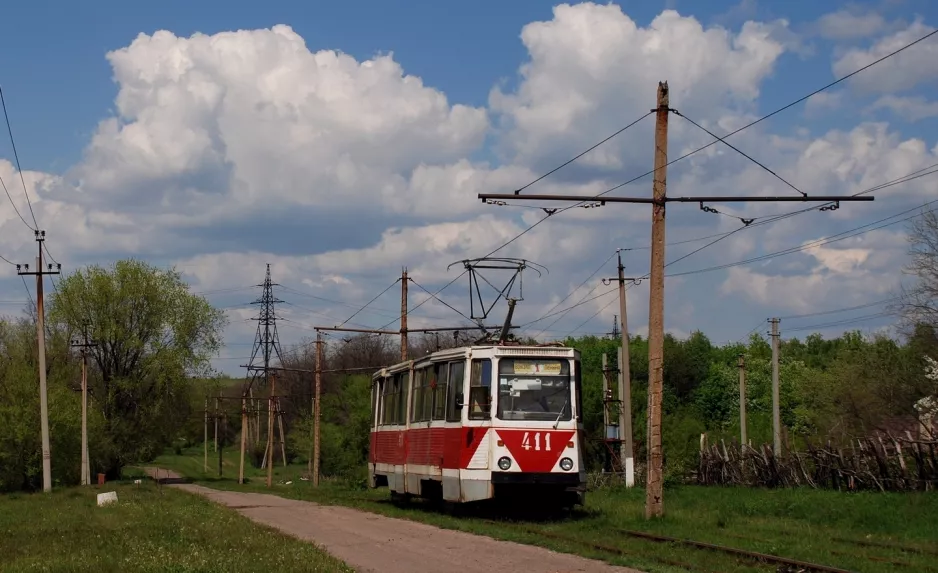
[738,354,747,446]
[645,81,669,518]
[71,330,95,486]
[17,230,60,493]
[615,251,635,487]
[266,372,276,488]
[770,318,781,457]
[313,332,323,486]
[400,268,408,361]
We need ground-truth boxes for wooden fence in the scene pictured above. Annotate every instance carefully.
[696,433,937,491]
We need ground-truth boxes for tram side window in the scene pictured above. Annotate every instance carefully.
[468,359,492,420]
[412,368,432,423]
[371,379,381,427]
[395,372,408,424]
[380,376,392,425]
[574,361,583,422]
[445,360,465,422]
[382,373,406,426]
[431,362,448,420]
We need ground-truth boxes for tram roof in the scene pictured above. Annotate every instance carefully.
[371,344,579,378]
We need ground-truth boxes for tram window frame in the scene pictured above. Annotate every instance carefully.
[384,371,406,426]
[371,379,380,427]
[411,367,433,423]
[468,358,492,420]
[432,362,448,421]
[445,360,465,422]
[574,361,583,422]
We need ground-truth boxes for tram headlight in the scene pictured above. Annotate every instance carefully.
[559,457,574,471]
[497,456,512,471]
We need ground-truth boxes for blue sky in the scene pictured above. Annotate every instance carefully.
[0,0,937,375]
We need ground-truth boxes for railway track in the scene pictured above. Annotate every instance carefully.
[307,494,927,573]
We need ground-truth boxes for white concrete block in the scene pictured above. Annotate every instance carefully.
[97,491,118,506]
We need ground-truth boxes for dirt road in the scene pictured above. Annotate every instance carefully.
[149,471,642,573]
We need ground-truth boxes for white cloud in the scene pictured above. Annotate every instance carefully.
[832,20,938,94]
[868,95,938,120]
[815,10,887,41]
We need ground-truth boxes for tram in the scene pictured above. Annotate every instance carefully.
[367,344,586,508]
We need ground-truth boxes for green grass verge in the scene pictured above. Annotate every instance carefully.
[0,477,352,573]
[153,447,938,573]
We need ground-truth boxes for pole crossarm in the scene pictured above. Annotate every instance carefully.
[479,193,875,204]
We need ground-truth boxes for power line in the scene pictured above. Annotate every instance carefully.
[514,111,654,194]
[476,26,938,261]
[528,249,621,339]
[785,311,893,333]
[20,275,33,308]
[666,199,938,279]
[335,278,400,328]
[777,296,901,321]
[525,198,937,337]
[0,85,40,230]
[375,270,468,331]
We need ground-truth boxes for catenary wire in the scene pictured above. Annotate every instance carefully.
[514,111,654,194]
[335,278,401,328]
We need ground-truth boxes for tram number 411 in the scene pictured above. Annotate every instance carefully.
[521,432,552,452]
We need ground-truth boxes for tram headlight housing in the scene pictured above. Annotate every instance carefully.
[559,457,574,471]
[497,456,512,471]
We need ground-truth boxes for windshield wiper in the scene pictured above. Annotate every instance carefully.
[553,397,569,429]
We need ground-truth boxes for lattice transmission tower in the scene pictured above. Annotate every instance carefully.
[245,263,286,386]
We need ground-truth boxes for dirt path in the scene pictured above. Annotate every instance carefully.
[149,471,642,573]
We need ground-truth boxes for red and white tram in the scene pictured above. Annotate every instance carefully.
[368,344,585,508]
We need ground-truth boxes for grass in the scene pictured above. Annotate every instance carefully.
[0,476,352,573]
[154,447,938,573]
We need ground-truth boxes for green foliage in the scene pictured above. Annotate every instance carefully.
[46,259,227,472]
[0,317,114,492]
[289,374,373,482]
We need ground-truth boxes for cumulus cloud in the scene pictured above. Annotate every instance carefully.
[0,4,935,374]
[832,20,938,94]
[814,10,888,41]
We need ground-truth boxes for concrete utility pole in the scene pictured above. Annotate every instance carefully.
[214,397,219,452]
[205,397,210,474]
[313,331,323,487]
[645,81,669,519]
[616,251,635,488]
[238,393,247,483]
[477,82,875,520]
[400,268,408,361]
[770,318,781,457]
[17,230,61,493]
[738,353,747,447]
[71,330,95,486]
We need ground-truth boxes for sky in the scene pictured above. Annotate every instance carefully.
[1,0,937,376]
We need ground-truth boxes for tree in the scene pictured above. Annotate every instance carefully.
[899,208,938,329]
[47,259,227,472]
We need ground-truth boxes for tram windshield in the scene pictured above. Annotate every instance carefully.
[496,358,572,422]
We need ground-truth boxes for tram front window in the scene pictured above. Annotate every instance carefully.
[496,358,572,422]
